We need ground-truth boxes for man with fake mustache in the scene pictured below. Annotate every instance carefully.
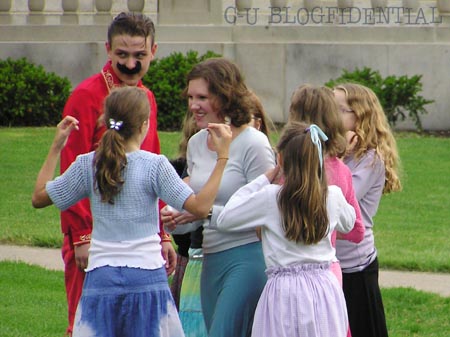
[59,12,176,336]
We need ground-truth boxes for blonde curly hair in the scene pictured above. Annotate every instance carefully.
[334,83,402,194]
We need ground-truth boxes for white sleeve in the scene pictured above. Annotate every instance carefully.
[331,187,356,234]
[215,174,273,232]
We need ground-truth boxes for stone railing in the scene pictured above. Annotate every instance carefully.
[1,1,449,26]
[0,0,157,25]
[0,0,156,14]
[1,0,449,130]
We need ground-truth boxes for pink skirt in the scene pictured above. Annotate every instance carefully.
[252,263,348,337]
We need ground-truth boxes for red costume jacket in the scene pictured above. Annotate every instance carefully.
[60,61,166,245]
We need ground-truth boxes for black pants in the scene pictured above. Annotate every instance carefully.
[342,257,389,337]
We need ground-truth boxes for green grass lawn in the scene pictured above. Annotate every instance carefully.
[0,262,66,337]
[0,127,449,336]
[1,127,449,272]
[0,261,448,337]
[374,133,450,272]
[0,128,183,248]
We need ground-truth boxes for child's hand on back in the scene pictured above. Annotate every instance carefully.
[345,131,358,154]
[266,165,283,185]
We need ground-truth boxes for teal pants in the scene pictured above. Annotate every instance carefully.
[201,242,267,337]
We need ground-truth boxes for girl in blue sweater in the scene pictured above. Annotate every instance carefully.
[32,86,231,337]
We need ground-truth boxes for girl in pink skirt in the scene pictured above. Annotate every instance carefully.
[214,122,356,337]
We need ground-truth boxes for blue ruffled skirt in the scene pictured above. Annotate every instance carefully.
[72,266,185,337]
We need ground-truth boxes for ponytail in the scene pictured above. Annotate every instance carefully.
[277,122,329,244]
[95,125,127,204]
[94,86,150,204]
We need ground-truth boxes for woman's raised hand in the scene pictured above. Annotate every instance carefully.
[207,123,232,159]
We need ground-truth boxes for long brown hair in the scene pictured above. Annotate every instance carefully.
[289,84,347,158]
[178,109,198,159]
[95,86,150,204]
[334,83,401,194]
[249,90,275,138]
[277,122,329,244]
[184,57,253,127]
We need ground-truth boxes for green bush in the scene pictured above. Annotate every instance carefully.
[0,57,71,127]
[143,50,221,131]
[325,67,434,131]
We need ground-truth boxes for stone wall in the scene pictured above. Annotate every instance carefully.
[0,0,448,130]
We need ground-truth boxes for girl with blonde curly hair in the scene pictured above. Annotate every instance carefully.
[334,83,401,337]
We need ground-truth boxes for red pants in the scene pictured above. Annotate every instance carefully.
[62,234,86,336]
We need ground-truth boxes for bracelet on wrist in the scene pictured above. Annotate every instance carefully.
[217,157,229,161]
[207,206,213,220]
[160,233,171,242]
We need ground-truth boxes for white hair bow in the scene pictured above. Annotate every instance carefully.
[109,118,123,131]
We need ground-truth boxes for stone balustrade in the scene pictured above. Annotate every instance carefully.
[0,0,156,14]
[1,0,449,130]
[1,1,448,25]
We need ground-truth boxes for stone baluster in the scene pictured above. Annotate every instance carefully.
[337,0,353,9]
[370,0,388,9]
[28,0,46,12]
[337,0,354,24]
[270,0,288,7]
[437,0,450,15]
[0,0,12,12]
[62,0,79,13]
[436,0,450,25]
[128,0,145,12]
[236,0,253,13]
[27,0,46,24]
[304,0,321,11]
[0,0,12,24]
[61,0,79,25]
[159,0,222,25]
[94,0,113,24]
[95,0,112,12]
[402,0,419,13]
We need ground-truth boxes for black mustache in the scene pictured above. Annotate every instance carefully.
[117,61,142,75]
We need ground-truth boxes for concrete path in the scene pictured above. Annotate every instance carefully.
[1,244,449,297]
[0,244,64,271]
[379,270,450,297]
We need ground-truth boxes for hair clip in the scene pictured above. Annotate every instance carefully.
[109,118,123,131]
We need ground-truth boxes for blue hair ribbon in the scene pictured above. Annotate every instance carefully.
[305,124,328,173]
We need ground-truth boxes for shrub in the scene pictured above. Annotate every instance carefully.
[0,57,71,127]
[143,50,221,131]
[325,67,434,131]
